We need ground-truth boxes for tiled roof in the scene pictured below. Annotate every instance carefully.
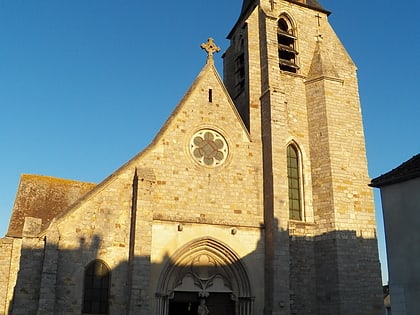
[6,174,96,237]
[305,0,326,11]
[370,154,420,187]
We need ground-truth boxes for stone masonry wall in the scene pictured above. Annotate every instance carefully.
[53,170,134,314]
[140,64,263,229]
[289,236,316,315]
[0,238,14,315]
[0,237,22,315]
[225,0,383,314]
[11,239,45,315]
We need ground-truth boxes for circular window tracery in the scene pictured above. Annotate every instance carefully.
[190,129,228,167]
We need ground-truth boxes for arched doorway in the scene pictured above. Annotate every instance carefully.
[156,238,254,315]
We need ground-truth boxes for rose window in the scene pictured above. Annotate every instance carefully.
[190,130,228,167]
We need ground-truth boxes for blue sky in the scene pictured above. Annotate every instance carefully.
[0,0,419,284]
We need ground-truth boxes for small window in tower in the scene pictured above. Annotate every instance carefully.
[235,53,245,95]
[278,17,299,73]
[234,36,245,96]
[287,143,303,221]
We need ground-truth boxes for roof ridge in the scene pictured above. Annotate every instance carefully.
[20,173,96,185]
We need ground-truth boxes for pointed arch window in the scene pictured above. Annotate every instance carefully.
[287,144,303,220]
[82,260,110,314]
[277,17,299,73]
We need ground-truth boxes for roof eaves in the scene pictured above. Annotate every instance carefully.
[370,154,420,188]
[289,0,330,15]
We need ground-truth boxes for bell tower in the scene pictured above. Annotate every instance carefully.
[223,0,383,314]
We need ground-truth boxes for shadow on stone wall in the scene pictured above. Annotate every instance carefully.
[290,230,384,315]
[7,230,262,315]
[6,226,384,315]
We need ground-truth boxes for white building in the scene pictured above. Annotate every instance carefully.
[371,154,420,315]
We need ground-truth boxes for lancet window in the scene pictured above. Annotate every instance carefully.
[277,16,299,73]
[287,143,303,220]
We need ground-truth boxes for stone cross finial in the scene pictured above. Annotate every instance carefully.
[201,38,220,62]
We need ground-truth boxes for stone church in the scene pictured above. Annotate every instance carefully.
[0,0,384,314]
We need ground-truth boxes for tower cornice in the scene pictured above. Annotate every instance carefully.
[227,0,330,39]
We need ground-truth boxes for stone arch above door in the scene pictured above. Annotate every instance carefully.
[155,237,254,315]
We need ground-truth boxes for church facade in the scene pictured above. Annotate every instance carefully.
[0,1,384,314]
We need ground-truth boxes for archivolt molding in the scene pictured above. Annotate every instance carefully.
[156,237,253,313]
